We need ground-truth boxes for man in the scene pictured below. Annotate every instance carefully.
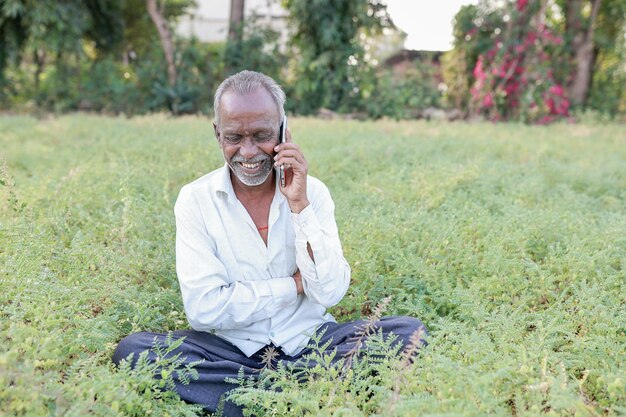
[113,70,426,415]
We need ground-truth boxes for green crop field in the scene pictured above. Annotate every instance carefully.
[1,114,624,416]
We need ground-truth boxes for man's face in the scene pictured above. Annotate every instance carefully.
[214,88,281,188]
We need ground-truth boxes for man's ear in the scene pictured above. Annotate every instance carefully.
[213,122,219,142]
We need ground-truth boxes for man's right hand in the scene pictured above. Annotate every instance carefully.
[293,269,304,295]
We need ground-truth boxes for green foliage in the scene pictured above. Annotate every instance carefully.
[0,0,123,68]
[446,0,626,119]
[442,4,500,110]
[587,49,626,117]
[227,328,410,416]
[2,1,625,119]
[1,37,222,115]
[365,62,442,119]
[0,0,197,113]
[283,0,393,114]
[1,115,624,415]
[223,13,288,83]
[586,0,626,118]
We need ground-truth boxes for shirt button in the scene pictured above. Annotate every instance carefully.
[270,331,275,337]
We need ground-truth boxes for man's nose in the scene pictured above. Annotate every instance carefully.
[239,138,258,159]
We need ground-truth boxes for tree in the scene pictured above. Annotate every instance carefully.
[228,0,245,43]
[283,0,393,114]
[465,0,571,122]
[587,0,626,115]
[563,0,603,106]
[225,0,245,73]
[446,0,625,120]
[147,0,177,88]
[0,0,123,83]
[0,0,197,112]
[442,4,503,111]
[558,0,626,110]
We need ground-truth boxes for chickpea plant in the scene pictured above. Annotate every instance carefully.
[0,114,624,416]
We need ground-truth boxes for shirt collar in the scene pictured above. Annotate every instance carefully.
[216,163,286,206]
[216,163,237,205]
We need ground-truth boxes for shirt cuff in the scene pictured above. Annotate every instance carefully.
[291,204,322,240]
[267,276,298,308]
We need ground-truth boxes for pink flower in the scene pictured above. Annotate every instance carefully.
[505,81,519,95]
[544,85,570,116]
[549,84,564,96]
[560,98,570,115]
[517,0,528,11]
[544,32,563,45]
[483,93,494,108]
[473,58,487,81]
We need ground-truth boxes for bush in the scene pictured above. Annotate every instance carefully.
[365,62,442,119]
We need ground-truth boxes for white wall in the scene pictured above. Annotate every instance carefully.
[177,0,288,43]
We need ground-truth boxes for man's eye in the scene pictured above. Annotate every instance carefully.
[255,133,273,142]
[224,136,241,144]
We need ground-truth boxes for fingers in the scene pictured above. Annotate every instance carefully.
[274,140,301,154]
[273,140,307,171]
[285,127,293,143]
[273,148,306,168]
[274,129,308,207]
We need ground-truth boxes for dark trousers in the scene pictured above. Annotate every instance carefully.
[112,316,427,416]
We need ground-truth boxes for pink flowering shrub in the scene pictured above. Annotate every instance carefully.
[470,0,570,123]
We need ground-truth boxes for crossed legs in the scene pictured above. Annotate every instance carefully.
[112,316,427,416]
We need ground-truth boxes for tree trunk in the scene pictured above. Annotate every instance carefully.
[228,0,245,44]
[225,0,245,73]
[569,0,602,107]
[146,0,177,88]
[33,49,45,90]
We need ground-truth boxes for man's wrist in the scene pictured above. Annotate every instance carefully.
[293,270,304,295]
[289,199,310,214]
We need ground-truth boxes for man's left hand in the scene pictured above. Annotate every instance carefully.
[274,128,309,213]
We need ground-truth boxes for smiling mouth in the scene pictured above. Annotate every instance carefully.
[240,161,262,169]
[240,162,261,169]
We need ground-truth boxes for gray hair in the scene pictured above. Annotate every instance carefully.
[213,70,286,127]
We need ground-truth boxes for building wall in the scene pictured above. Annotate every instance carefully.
[176,0,288,43]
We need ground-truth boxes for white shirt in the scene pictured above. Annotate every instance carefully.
[174,164,351,357]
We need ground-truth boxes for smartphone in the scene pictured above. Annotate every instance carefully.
[278,116,287,188]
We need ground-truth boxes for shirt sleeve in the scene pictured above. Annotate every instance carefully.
[290,181,351,308]
[175,187,298,331]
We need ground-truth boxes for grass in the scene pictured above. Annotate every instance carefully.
[0,114,624,416]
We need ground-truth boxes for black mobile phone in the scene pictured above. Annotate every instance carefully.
[278,116,287,187]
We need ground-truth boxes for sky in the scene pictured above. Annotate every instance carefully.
[384,0,478,51]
